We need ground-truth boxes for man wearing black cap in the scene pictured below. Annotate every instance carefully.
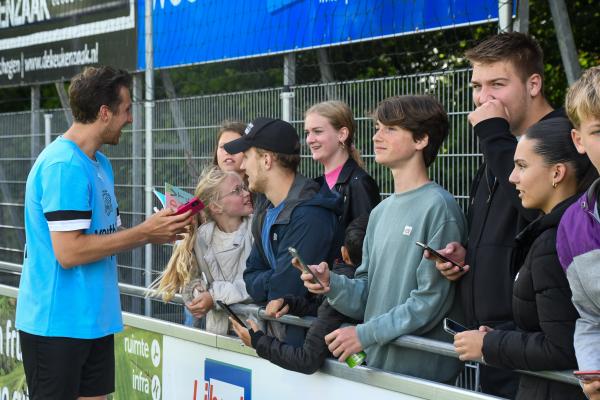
[224,117,342,346]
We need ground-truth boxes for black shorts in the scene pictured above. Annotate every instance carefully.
[19,331,115,400]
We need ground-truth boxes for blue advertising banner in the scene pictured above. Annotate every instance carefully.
[138,0,500,70]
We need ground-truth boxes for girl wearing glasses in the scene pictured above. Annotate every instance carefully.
[151,166,254,335]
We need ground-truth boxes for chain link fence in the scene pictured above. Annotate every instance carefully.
[0,68,481,322]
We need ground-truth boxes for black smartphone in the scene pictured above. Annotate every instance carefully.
[443,318,468,335]
[415,241,464,272]
[217,300,247,329]
[288,247,324,289]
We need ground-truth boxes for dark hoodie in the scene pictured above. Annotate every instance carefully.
[482,195,584,400]
[244,173,343,304]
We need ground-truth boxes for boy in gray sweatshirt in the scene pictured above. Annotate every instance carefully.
[303,95,466,383]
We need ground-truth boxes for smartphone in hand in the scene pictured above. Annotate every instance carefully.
[443,318,468,336]
[217,300,248,329]
[574,370,600,382]
[288,247,324,289]
[416,241,464,272]
[175,197,205,216]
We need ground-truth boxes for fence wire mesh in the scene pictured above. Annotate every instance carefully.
[0,69,481,323]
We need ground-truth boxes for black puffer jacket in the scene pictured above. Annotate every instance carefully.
[459,110,565,327]
[482,195,584,400]
[249,263,359,374]
[316,158,380,231]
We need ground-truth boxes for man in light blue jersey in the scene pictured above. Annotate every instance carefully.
[16,66,192,400]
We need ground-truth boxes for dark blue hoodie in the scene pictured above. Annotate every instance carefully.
[244,173,342,304]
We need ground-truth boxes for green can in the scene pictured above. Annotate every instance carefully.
[346,351,366,368]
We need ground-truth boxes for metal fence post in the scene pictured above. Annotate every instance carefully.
[30,85,40,163]
[44,114,53,147]
[131,73,144,315]
[144,0,154,317]
[548,0,582,84]
[498,0,513,33]
[281,53,296,122]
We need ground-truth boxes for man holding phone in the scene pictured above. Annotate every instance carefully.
[223,117,342,346]
[426,33,564,398]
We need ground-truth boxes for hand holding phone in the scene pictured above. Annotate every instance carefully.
[443,318,468,336]
[217,300,247,329]
[416,241,464,272]
[175,197,205,216]
[288,247,325,289]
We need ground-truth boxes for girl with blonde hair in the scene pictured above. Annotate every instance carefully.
[151,165,254,335]
[305,100,380,230]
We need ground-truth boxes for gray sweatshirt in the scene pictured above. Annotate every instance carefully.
[327,182,466,383]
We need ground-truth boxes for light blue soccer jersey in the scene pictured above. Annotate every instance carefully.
[16,136,123,339]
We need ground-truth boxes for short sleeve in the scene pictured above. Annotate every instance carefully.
[41,162,92,231]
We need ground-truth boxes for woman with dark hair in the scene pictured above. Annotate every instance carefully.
[305,101,380,230]
[454,117,597,400]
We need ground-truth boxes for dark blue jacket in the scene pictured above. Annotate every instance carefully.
[244,174,342,303]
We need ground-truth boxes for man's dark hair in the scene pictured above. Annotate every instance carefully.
[465,32,544,84]
[255,148,301,173]
[374,95,449,168]
[344,214,369,266]
[68,66,133,124]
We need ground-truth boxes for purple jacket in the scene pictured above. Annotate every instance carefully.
[556,178,600,370]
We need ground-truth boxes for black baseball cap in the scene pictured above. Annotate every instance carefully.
[223,117,300,155]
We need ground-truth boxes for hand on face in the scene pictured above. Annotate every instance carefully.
[468,99,510,127]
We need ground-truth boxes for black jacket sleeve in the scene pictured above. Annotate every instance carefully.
[481,237,579,371]
[348,174,381,221]
[251,300,348,374]
[283,294,321,317]
[475,118,539,223]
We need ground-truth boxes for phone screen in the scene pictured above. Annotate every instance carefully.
[217,300,247,329]
[443,318,468,335]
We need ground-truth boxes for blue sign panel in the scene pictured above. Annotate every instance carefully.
[138,0,499,69]
[204,358,252,400]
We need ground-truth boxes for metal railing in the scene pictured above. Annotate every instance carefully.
[0,260,579,389]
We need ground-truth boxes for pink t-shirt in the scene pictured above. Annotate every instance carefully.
[325,164,344,189]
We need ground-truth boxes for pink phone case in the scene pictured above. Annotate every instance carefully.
[175,197,204,216]
[574,371,600,381]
